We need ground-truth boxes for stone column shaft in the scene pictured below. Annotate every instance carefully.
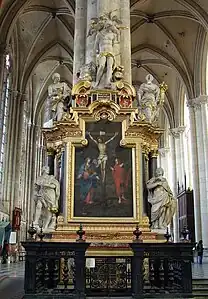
[97,0,121,66]
[120,0,132,83]
[158,148,170,178]
[194,96,208,247]
[187,99,202,242]
[73,0,87,83]
[169,132,179,242]
[200,99,208,214]
[86,0,97,64]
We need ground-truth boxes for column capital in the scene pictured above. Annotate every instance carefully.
[169,128,180,138]
[158,147,170,157]
[187,95,208,110]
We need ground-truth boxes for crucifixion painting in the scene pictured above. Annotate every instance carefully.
[74,120,134,218]
[87,131,118,183]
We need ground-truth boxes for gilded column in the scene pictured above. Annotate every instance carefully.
[187,98,202,242]
[73,0,87,83]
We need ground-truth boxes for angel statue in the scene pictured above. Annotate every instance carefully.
[88,11,125,89]
[137,74,161,123]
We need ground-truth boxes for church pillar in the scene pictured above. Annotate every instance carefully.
[86,0,97,64]
[187,98,202,243]
[97,0,121,66]
[188,96,208,247]
[178,126,186,186]
[198,96,208,213]
[170,127,185,187]
[73,0,87,83]
[120,0,131,83]
[169,131,180,242]
[158,148,170,178]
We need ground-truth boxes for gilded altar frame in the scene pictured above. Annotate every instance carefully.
[43,84,164,241]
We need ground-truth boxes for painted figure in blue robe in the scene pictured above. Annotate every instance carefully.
[77,157,99,204]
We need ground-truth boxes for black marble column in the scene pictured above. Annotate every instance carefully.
[60,150,65,214]
[142,153,148,216]
[149,150,158,179]
[47,148,55,175]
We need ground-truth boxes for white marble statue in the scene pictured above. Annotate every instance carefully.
[33,166,60,230]
[88,12,124,89]
[47,73,71,122]
[77,62,96,82]
[137,74,160,122]
[146,167,176,229]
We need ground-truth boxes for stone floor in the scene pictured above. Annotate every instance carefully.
[0,262,24,299]
[0,260,208,299]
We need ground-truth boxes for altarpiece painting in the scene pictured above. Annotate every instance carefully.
[74,120,133,218]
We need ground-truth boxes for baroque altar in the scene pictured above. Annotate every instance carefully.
[42,81,166,244]
[41,9,169,245]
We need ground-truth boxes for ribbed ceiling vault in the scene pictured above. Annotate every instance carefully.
[0,0,208,128]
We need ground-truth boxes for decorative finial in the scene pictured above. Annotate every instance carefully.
[76,223,85,242]
[38,221,45,242]
[164,227,171,243]
[133,223,143,243]
[27,222,37,240]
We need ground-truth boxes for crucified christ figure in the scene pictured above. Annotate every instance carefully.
[88,132,118,183]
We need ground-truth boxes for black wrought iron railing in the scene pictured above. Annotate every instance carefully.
[22,241,193,298]
[22,241,89,299]
[130,242,193,298]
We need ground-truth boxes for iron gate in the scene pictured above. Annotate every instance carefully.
[85,257,132,296]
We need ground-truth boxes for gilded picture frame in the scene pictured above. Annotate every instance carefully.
[66,116,143,224]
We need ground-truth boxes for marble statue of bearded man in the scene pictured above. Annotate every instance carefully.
[146,167,176,229]
[33,166,60,230]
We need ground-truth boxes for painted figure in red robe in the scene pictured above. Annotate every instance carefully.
[111,158,130,204]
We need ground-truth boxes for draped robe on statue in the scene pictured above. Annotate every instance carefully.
[147,175,176,229]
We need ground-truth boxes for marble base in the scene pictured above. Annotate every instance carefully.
[151,228,167,235]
